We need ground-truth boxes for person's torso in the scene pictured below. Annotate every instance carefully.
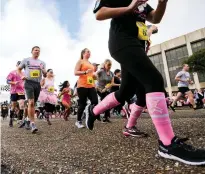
[97,69,114,89]
[8,70,25,94]
[62,87,71,101]
[77,60,95,88]
[107,0,153,54]
[178,71,190,87]
[24,58,45,83]
[42,78,55,93]
[111,76,121,91]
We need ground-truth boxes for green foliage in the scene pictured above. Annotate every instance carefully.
[184,48,205,73]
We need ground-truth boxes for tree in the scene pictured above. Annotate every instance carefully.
[184,48,205,73]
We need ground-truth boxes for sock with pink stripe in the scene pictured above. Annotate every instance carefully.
[93,92,120,116]
[126,104,143,128]
[146,92,175,145]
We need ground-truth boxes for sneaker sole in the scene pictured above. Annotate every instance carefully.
[123,132,147,137]
[158,150,205,165]
[75,123,85,129]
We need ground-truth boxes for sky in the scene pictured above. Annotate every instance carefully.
[0,0,205,101]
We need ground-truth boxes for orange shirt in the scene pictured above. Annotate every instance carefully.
[77,60,95,88]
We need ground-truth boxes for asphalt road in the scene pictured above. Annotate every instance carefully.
[1,109,205,174]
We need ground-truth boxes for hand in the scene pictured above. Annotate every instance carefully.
[127,0,148,12]
[151,25,158,32]
[21,76,27,80]
[190,81,194,84]
[86,69,93,74]
[105,83,112,89]
[14,81,19,85]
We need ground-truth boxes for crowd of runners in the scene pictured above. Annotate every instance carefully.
[1,0,205,166]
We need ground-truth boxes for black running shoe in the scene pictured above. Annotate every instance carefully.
[18,120,25,128]
[170,105,176,112]
[158,136,205,165]
[123,126,148,137]
[85,105,97,130]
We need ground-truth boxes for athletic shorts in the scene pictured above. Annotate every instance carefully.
[10,93,26,102]
[24,80,41,103]
[178,87,190,95]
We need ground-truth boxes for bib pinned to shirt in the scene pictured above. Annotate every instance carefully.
[48,86,55,93]
[30,70,40,78]
[87,76,94,85]
[136,22,149,41]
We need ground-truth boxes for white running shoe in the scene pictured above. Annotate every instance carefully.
[75,121,85,129]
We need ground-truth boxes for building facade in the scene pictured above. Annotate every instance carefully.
[148,28,205,96]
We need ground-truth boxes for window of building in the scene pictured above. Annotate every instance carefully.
[149,53,167,87]
[165,45,189,86]
[191,39,205,82]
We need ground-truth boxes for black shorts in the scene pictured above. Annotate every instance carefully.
[24,80,41,103]
[178,87,190,94]
[10,93,25,102]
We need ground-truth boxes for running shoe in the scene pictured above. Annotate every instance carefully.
[85,104,97,130]
[123,126,148,137]
[25,120,31,130]
[18,120,25,128]
[158,136,205,165]
[75,121,85,129]
[30,123,38,133]
[170,105,176,112]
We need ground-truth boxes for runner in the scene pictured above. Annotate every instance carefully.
[96,59,115,122]
[58,81,72,121]
[6,61,26,127]
[18,46,46,133]
[38,69,57,125]
[74,48,98,128]
[110,69,122,116]
[170,64,196,112]
[85,0,205,165]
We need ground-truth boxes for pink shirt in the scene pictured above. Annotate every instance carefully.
[6,70,25,94]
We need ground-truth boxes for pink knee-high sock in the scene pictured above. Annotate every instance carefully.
[126,104,143,128]
[93,92,120,116]
[146,92,175,145]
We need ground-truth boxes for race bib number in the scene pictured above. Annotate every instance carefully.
[87,76,94,85]
[48,87,55,93]
[136,22,148,41]
[18,92,24,95]
[30,70,40,78]
[106,83,111,88]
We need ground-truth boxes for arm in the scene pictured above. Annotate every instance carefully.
[147,25,158,37]
[95,7,130,20]
[147,0,168,24]
[111,77,120,87]
[40,78,45,87]
[95,0,147,21]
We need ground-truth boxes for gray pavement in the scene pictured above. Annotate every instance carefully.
[1,109,205,174]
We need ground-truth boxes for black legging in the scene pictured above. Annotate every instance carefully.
[77,87,98,122]
[111,46,164,107]
[97,91,111,118]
